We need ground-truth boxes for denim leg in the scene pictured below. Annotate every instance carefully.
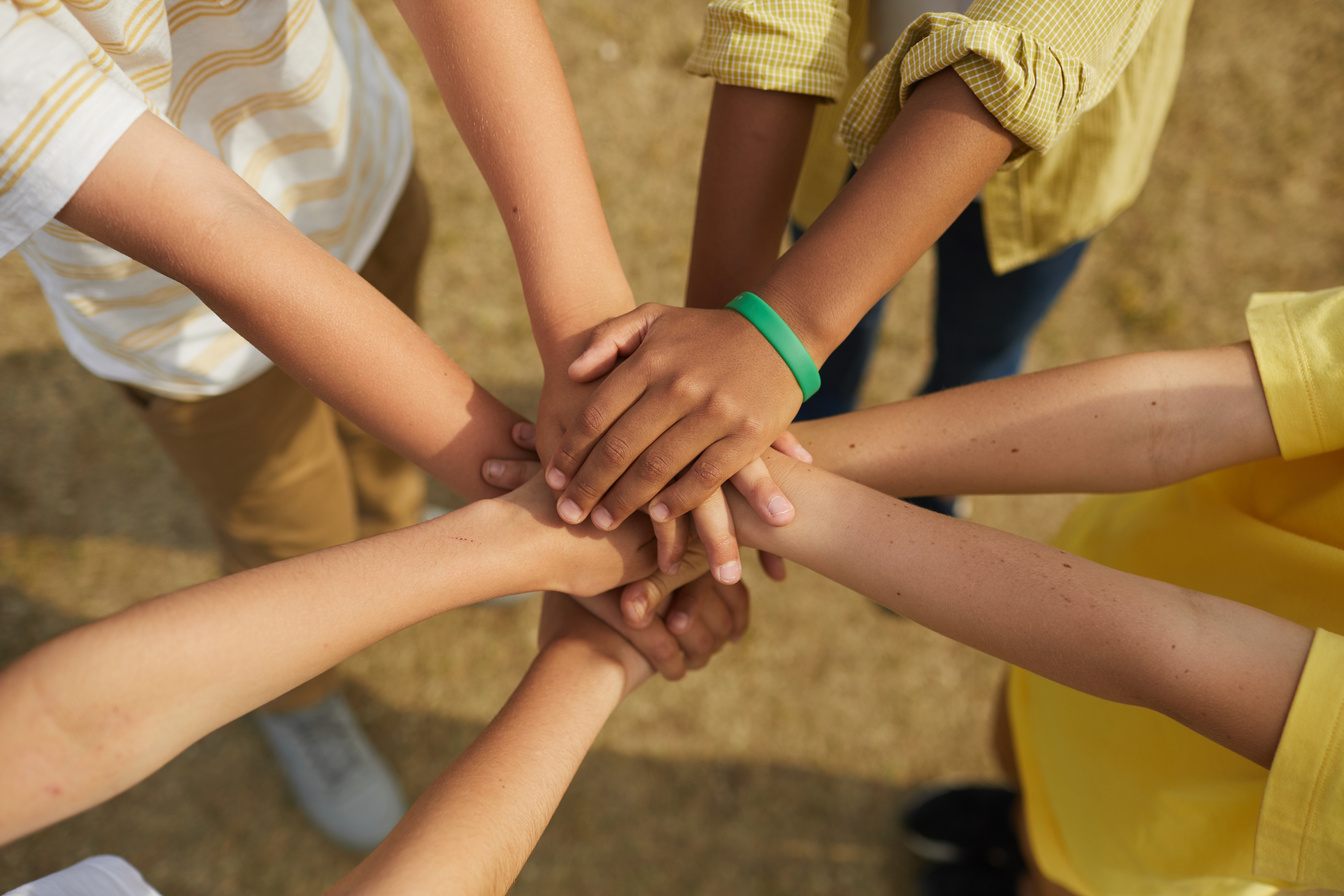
[907,202,1088,516]
[796,293,890,421]
[921,202,1089,396]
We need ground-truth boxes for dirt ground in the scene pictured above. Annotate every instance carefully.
[2,2,1342,894]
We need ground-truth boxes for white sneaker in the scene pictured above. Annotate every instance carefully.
[255,693,407,850]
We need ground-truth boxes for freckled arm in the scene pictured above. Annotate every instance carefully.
[727,452,1312,770]
[788,343,1279,497]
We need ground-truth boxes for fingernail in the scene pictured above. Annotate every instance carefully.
[650,503,670,522]
[485,460,504,481]
[767,495,792,517]
[666,561,680,576]
[798,447,815,463]
[716,560,741,584]
[592,506,614,530]
[628,594,648,621]
[546,467,567,489]
[515,422,535,441]
[668,611,689,633]
[558,498,583,523]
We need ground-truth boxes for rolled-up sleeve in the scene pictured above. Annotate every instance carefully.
[686,0,851,100]
[1255,628,1344,889]
[841,0,1166,165]
[1246,287,1344,460]
[0,4,147,255]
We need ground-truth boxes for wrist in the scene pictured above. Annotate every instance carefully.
[535,637,635,703]
[741,281,833,368]
[726,293,821,401]
[529,286,636,370]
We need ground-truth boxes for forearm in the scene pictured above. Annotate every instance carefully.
[330,639,627,896]
[685,84,817,309]
[0,489,647,842]
[392,0,633,366]
[791,343,1279,496]
[752,68,1020,364]
[734,455,1311,768]
[56,113,527,501]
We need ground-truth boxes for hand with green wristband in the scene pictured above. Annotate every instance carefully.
[543,293,820,582]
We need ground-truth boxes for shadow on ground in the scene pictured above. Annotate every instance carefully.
[0,589,923,896]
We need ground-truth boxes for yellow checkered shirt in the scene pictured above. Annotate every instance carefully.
[688,0,1193,272]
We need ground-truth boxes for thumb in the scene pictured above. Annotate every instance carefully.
[568,304,666,382]
[619,541,709,628]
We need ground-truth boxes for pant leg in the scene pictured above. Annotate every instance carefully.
[921,202,1089,396]
[122,369,359,575]
[335,166,433,538]
[122,167,435,568]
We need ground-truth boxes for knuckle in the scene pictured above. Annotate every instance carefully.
[665,374,701,406]
[574,404,608,440]
[691,458,725,487]
[736,415,766,441]
[648,637,680,668]
[598,434,633,467]
[635,450,673,485]
[570,477,605,502]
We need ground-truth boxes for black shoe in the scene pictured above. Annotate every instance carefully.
[917,861,1020,896]
[902,785,1023,870]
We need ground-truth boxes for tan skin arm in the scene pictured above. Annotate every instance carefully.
[791,341,1280,497]
[0,477,667,845]
[547,69,1022,533]
[727,453,1310,770]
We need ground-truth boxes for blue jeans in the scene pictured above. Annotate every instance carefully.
[793,200,1089,514]
[795,199,1088,415]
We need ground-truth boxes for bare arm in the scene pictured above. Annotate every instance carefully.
[685,83,817,310]
[329,595,652,896]
[56,112,528,501]
[0,477,665,843]
[389,0,638,475]
[547,69,1020,529]
[725,453,1311,769]
[790,342,1280,496]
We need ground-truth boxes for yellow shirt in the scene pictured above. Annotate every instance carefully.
[689,0,1192,272]
[1010,286,1344,896]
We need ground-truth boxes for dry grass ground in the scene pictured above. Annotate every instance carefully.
[2,2,1342,893]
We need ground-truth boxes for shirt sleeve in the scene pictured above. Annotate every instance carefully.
[0,4,148,256]
[685,0,851,101]
[1246,287,1344,460]
[5,855,165,896]
[1254,628,1344,889]
[840,0,1167,166]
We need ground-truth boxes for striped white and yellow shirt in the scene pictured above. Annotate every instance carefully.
[689,0,1192,273]
[0,0,412,397]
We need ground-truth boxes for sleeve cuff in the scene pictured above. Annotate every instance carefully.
[1255,628,1344,889]
[0,12,148,255]
[685,0,850,100]
[841,13,1096,167]
[1246,288,1344,460]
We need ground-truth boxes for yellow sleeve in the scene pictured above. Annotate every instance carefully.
[686,0,852,100]
[840,0,1167,166]
[1255,628,1344,889]
[1246,287,1344,459]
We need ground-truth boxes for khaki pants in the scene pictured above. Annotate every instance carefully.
[122,169,432,575]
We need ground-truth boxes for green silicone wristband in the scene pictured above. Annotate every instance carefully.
[726,292,821,401]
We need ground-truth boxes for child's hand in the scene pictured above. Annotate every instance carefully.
[484,420,803,585]
[621,573,749,666]
[539,304,802,576]
[492,471,681,598]
[568,581,744,681]
[537,592,654,697]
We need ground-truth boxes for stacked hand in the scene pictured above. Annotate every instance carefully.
[535,303,810,583]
